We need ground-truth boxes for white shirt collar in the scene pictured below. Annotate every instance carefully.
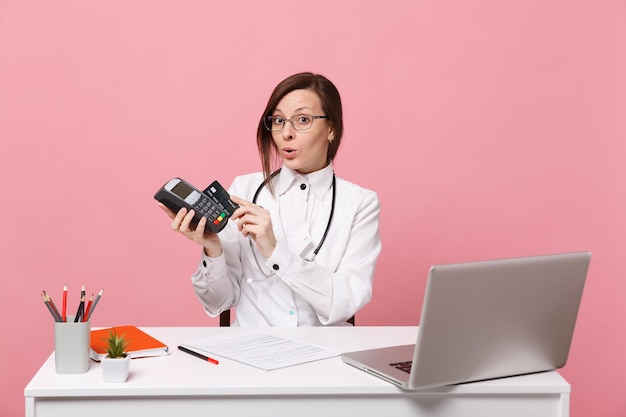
[277,163,334,200]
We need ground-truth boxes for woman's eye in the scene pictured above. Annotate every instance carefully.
[273,117,284,125]
[296,115,310,124]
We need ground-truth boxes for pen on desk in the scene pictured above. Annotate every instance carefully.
[83,293,93,322]
[42,293,62,322]
[178,346,219,365]
[43,291,62,322]
[87,288,103,321]
[74,295,85,322]
[62,284,67,322]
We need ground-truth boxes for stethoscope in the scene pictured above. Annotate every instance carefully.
[248,169,336,278]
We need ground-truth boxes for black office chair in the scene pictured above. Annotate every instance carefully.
[219,310,354,326]
[219,310,232,327]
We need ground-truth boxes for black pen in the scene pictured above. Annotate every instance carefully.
[178,345,219,365]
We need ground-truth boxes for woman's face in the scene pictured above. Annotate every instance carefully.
[271,89,333,174]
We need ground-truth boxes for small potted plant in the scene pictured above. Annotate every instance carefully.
[100,328,131,382]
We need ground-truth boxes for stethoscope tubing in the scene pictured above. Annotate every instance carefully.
[251,169,336,262]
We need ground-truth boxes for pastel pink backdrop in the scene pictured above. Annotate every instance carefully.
[1,1,624,416]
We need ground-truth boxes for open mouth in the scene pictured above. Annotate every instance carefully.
[282,148,297,158]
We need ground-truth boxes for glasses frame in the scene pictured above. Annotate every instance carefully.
[263,114,329,132]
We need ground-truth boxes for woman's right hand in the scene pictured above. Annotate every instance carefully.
[158,203,223,257]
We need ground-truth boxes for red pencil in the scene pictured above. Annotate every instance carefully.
[83,293,93,322]
[62,284,67,322]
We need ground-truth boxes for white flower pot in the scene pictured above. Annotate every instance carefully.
[101,354,131,383]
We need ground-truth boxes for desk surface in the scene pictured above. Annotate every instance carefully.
[25,326,571,417]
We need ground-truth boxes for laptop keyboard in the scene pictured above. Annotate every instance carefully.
[390,361,412,374]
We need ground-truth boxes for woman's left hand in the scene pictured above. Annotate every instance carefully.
[230,195,277,258]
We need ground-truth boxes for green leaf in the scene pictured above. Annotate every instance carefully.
[101,328,130,358]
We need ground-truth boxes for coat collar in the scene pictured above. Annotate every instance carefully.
[276,163,334,200]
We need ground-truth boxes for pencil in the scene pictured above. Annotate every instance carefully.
[80,283,86,318]
[74,295,85,322]
[43,291,62,322]
[42,293,61,322]
[62,284,67,322]
[87,288,103,321]
[83,293,93,322]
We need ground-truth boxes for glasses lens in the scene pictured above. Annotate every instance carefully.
[264,115,286,132]
[292,114,313,131]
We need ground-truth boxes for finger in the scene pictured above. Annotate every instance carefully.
[232,204,266,222]
[180,209,196,232]
[241,222,255,239]
[236,211,255,231]
[230,196,259,220]
[231,204,250,220]
[230,195,251,206]
[194,216,207,238]
[171,207,188,230]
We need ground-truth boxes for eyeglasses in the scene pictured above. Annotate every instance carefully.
[263,114,328,132]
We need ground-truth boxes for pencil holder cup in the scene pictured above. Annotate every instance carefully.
[54,316,91,374]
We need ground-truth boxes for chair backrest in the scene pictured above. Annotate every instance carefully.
[219,310,231,327]
[219,310,354,326]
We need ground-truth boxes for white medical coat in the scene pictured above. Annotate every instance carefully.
[191,164,382,326]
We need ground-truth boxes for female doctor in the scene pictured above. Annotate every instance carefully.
[159,72,382,326]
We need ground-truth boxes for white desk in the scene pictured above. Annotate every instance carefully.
[24,326,570,417]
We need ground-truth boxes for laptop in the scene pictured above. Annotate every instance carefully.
[341,251,591,390]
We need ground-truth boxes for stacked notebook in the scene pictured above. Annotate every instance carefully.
[90,325,169,361]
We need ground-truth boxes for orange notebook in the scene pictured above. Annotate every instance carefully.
[90,325,170,361]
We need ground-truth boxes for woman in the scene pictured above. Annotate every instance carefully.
[160,72,381,326]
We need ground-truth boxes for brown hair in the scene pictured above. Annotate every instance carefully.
[256,72,343,187]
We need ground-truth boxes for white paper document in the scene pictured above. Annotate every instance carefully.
[181,332,340,370]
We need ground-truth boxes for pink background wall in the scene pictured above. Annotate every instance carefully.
[1,1,624,415]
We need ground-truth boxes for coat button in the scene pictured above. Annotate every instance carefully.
[272,264,280,271]
[300,183,306,190]
[203,261,207,268]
